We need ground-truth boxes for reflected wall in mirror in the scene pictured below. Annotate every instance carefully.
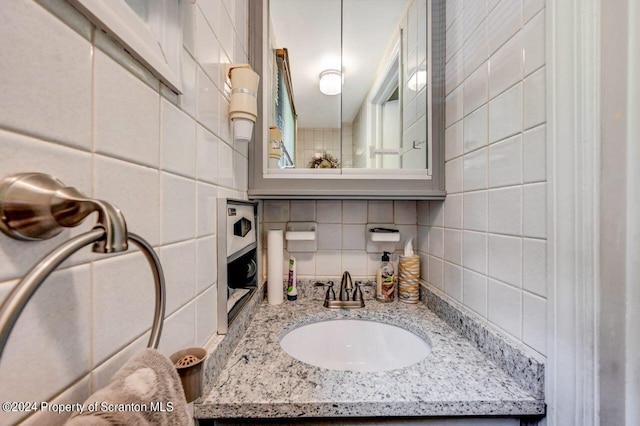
[267,0,429,173]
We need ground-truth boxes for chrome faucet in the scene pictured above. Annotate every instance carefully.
[320,271,365,309]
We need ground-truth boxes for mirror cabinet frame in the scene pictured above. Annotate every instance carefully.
[247,0,446,200]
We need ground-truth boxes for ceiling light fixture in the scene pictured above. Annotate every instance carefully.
[407,70,427,92]
[319,69,342,95]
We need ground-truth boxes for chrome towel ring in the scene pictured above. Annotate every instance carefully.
[0,173,166,361]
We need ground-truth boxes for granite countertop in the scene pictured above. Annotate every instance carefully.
[195,283,545,419]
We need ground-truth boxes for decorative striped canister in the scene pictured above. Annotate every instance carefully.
[398,254,420,304]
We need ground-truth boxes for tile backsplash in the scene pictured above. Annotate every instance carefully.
[0,0,247,424]
[262,200,419,280]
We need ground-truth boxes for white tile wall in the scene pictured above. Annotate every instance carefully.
[444,229,463,265]
[444,262,463,302]
[446,85,464,127]
[428,256,444,290]
[523,11,545,76]
[417,0,548,357]
[445,121,463,161]
[488,278,522,338]
[95,155,160,246]
[317,200,342,223]
[446,51,464,96]
[317,224,342,250]
[445,157,464,194]
[443,194,463,229]
[462,0,487,44]
[488,234,522,287]
[0,1,92,150]
[522,238,547,297]
[523,124,547,183]
[522,291,547,353]
[94,50,160,168]
[463,269,488,317]
[0,1,249,422]
[290,200,316,221]
[489,83,523,143]
[462,19,488,78]
[0,131,94,283]
[463,190,488,232]
[463,147,488,191]
[158,302,196,357]
[488,186,523,235]
[523,182,547,238]
[463,231,487,274]
[21,376,91,426]
[463,105,488,153]
[489,31,523,99]
[488,0,522,55]
[160,241,197,316]
[368,201,394,223]
[523,67,546,129]
[0,267,91,425]
[195,285,218,346]
[341,225,366,250]
[161,99,197,178]
[523,0,545,34]
[488,135,522,187]
[92,253,156,365]
[196,235,217,293]
[342,200,368,224]
[428,226,444,258]
[161,172,197,244]
[463,62,488,116]
[394,201,417,224]
[197,182,218,237]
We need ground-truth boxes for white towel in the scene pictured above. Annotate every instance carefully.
[66,349,190,426]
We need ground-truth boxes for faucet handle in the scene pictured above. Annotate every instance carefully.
[316,281,337,301]
[352,282,364,302]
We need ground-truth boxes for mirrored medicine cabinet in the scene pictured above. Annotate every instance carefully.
[248,0,445,199]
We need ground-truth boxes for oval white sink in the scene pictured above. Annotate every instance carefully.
[280,319,431,372]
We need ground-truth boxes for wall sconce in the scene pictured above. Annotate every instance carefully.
[319,69,342,95]
[228,64,260,143]
[269,126,282,160]
[268,126,294,169]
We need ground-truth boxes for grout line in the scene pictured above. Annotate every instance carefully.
[0,124,93,155]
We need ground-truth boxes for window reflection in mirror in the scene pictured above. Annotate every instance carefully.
[268,0,429,172]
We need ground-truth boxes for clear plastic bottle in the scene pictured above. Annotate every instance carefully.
[375,251,396,302]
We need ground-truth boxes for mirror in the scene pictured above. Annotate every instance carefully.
[267,0,430,173]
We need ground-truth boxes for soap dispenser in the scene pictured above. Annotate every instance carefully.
[375,251,396,303]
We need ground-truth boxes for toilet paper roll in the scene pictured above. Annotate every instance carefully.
[267,230,284,305]
[398,254,420,304]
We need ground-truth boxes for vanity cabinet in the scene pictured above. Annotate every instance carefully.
[247,0,446,200]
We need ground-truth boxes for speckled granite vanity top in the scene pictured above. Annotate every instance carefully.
[195,284,545,419]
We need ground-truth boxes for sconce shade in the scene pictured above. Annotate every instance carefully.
[319,69,342,95]
[233,118,254,143]
[228,64,260,143]
[268,126,283,159]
